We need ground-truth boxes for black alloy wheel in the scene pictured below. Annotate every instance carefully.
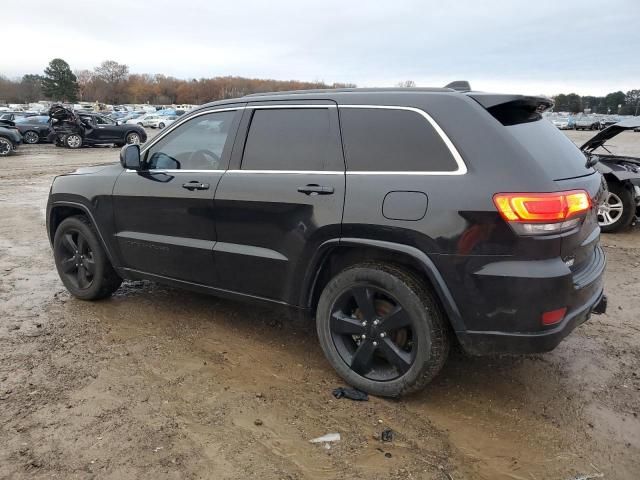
[316,263,449,397]
[53,216,122,300]
[55,228,96,290]
[330,285,416,381]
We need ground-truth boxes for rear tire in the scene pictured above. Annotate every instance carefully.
[23,131,40,144]
[125,132,141,144]
[316,262,450,397]
[53,216,122,300]
[64,133,83,149]
[599,181,635,232]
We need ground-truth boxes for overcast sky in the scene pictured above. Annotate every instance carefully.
[4,0,639,96]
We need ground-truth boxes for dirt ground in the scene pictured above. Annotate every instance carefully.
[0,129,638,480]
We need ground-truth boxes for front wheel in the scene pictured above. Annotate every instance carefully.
[598,181,636,232]
[158,122,165,129]
[53,216,122,300]
[316,263,450,397]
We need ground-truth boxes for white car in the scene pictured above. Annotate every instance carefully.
[148,115,179,129]
[126,114,160,128]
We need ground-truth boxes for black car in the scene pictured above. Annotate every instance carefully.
[46,85,607,397]
[13,115,53,144]
[0,125,22,156]
[581,119,640,232]
[49,105,147,149]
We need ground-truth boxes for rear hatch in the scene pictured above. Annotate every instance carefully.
[471,94,604,277]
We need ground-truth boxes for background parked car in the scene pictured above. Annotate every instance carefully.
[0,125,22,156]
[126,114,159,127]
[148,115,178,129]
[49,105,147,149]
[574,116,601,130]
[551,117,571,129]
[13,115,52,144]
[581,119,640,232]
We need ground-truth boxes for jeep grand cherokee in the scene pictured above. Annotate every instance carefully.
[46,86,607,397]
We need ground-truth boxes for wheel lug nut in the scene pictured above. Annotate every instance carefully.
[361,321,367,327]
[372,341,378,347]
[380,332,386,338]
[373,319,379,326]
[361,334,366,339]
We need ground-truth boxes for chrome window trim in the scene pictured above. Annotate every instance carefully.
[134,103,467,176]
[339,104,467,176]
[226,170,344,175]
[126,169,225,173]
[247,104,336,109]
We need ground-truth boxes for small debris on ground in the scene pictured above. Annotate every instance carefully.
[254,419,263,426]
[309,433,341,443]
[332,387,368,401]
[381,428,394,442]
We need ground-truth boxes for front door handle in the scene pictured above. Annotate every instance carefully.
[182,181,210,191]
[297,184,334,195]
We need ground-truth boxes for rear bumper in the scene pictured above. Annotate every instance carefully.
[457,288,606,355]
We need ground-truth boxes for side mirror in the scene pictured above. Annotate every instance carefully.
[120,144,142,170]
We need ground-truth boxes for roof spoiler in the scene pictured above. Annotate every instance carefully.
[445,81,471,92]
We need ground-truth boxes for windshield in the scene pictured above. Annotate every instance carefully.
[507,119,594,180]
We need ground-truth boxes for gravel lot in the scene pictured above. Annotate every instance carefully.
[0,129,638,479]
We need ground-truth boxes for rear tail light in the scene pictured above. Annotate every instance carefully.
[493,190,591,235]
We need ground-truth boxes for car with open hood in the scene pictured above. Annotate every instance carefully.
[581,118,640,232]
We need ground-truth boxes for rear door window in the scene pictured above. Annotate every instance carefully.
[241,108,332,171]
[339,107,459,172]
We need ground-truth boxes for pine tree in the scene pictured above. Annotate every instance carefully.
[42,58,79,102]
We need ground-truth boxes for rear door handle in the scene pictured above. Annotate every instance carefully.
[182,181,210,191]
[297,184,334,195]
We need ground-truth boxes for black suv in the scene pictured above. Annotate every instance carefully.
[47,87,607,397]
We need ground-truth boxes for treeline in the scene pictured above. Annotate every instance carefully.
[0,58,356,105]
[553,90,640,115]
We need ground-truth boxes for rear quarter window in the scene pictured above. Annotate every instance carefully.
[339,107,459,172]
[506,120,593,180]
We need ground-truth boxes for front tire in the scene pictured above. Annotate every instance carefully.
[598,181,635,232]
[53,216,122,300]
[158,122,165,129]
[316,263,450,397]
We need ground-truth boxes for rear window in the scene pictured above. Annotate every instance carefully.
[339,108,458,172]
[506,120,593,180]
